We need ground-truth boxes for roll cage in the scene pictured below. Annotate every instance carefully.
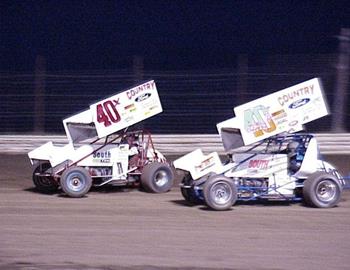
[51,128,159,175]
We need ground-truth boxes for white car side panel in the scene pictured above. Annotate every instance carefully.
[225,154,295,195]
[173,149,226,180]
[28,142,75,167]
[226,154,289,178]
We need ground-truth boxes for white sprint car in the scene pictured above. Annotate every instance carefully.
[28,80,174,197]
[174,78,346,210]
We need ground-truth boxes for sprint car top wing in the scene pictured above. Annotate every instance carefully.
[217,78,329,146]
[63,80,162,143]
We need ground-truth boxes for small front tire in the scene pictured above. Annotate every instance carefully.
[203,175,237,211]
[60,167,92,198]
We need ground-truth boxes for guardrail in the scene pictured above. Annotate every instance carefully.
[0,133,350,155]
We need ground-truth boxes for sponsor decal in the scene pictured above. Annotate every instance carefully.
[276,119,288,125]
[277,84,314,106]
[124,103,136,112]
[271,109,287,120]
[148,105,158,111]
[93,150,111,163]
[244,105,277,138]
[99,159,111,163]
[96,99,121,127]
[248,159,269,169]
[289,98,310,109]
[124,116,134,122]
[195,156,215,172]
[135,93,151,102]
[289,120,298,127]
[126,81,155,100]
[93,150,111,159]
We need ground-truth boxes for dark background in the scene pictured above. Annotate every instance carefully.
[2,0,350,71]
[1,1,350,134]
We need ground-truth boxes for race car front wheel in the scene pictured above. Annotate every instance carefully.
[60,166,92,198]
[203,175,237,211]
[32,162,58,193]
[303,172,342,208]
[141,162,174,193]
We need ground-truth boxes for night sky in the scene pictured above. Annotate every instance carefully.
[1,0,350,71]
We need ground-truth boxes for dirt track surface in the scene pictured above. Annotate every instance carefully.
[1,154,350,270]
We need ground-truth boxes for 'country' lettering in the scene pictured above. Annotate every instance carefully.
[126,81,155,100]
[278,84,314,106]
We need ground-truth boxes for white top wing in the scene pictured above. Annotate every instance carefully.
[63,80,162,143]
[218,78,328,145]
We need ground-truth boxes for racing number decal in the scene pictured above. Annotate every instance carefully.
[244,105,276,137]
[96,100,121,127]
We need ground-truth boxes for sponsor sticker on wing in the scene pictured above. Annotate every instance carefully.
[233,78,328,145]
[195,156,216,173]
[135,93,151,102]
[124,103,136,112]
[90,80,163,138]
[289,98,310,109]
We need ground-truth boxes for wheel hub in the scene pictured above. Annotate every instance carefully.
[73,178,80,186]
[154,171,168,187]
[216,190,226,198]
[316,180,337,202]
[67,173,85,192]
[211,182,231,205]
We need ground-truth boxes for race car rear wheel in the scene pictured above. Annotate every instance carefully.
[141,162,174,193]
[60,166,92,198]
[303,172,342,208]
[32,162,59,193]
[203,175,237,211]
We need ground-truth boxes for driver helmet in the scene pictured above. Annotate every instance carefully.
[287,141,299,156]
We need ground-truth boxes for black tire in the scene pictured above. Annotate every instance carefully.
[60,166,92,198]
[303,172,342,208]
[181,187,201,204]
[203,175,237,211]
[32,163,59,193]
[180,174,201,204]
[141,162,174,193]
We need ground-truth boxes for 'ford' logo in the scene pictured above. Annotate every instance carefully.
[289,98,310,109]
[135,93,151,102]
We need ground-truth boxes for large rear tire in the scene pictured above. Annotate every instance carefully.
[60,167,92,198]
[141,162,174,193]
[32,163,59,193]
[203,175,237,211]
[303,172,342,208]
